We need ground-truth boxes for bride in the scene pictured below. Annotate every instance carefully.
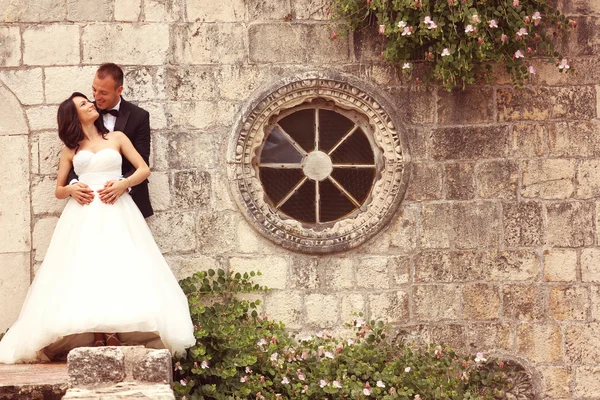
[0,92,196,363]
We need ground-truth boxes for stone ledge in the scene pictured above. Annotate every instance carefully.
[63,382,174,399]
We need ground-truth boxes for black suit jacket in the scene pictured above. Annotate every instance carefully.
[68,97,154,218]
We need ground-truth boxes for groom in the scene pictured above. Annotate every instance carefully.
[68,63,154,218]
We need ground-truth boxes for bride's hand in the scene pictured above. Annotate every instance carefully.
[98,180,128,205]
[70,182,94,205]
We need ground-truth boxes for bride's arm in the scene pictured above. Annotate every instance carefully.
[55,147,75,199]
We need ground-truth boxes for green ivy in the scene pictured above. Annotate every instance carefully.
[330,0,574,90]
[173,269,516,399]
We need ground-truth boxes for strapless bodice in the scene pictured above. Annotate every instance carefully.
[73,148,122,186]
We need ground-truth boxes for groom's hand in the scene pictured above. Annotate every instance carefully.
[98,180,128,205]
[70,182,94,205]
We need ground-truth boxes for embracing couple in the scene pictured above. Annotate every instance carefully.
[0,63,196,363]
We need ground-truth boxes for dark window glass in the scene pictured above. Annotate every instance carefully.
[319,179,357,222]
[330,168,375,204]
[319,109,354,153]
[329,128,374,164]
[260,126,304,163]
[259,168,305,205]
[278,109,315,153]
[279,180,316,223]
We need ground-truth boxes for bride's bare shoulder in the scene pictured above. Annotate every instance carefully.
[61,146,76,160]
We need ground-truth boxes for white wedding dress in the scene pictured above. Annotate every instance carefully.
[0,148,196,363]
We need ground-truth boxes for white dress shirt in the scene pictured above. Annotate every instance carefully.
[102,99,121,132]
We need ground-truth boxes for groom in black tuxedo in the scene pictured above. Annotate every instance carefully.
[68,63,154,218]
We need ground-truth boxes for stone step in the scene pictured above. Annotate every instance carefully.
[0,362,68,400]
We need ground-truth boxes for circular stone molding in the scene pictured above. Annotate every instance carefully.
[227,72,411,253]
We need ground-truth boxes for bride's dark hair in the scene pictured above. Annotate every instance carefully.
[57,92,108,150]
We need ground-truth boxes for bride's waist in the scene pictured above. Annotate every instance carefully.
[79,171,123,187]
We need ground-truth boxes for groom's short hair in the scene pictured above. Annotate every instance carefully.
[96,63,124,89]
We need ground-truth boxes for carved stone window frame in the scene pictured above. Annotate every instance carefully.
[227,72,411,253]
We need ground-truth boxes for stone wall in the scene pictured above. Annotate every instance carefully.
[0,0,599,397]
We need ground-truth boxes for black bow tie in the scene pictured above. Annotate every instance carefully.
[100,109,120,117]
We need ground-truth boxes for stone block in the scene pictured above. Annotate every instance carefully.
[166,254,221,281]
[229,256,288,290]
[0,135,31,252]
[148,171,171,211]
[476,160,518,199]
[322,258,354,289]
[264,291,303,329]
[140,102,167,130]
[32,175,68,215]
[216,65,279,101]
[498,86,596,121]
[248,0,292,20]
[559,0,600,14]
[306,293,339,326]
[390,256,410,285]
[384,205,418,252]
[0,68,43,105]
[444,162,475,200]
[292,0,330,20]
[502,284,545,321]
[23,25,79,65]
[0,26,20,66]
[123,67,167,102]
[0,84,27,135]
[26,105,58,131]
[173,23,246,64]
[236,218,270,253]
[546,201,594,247]
[413,284,461,321]
[356,257,389,289]
[132,349,173,383]
[538,365,572,399]
[452,202,499,249]
[68,347,126,386]
[166,101,218,130]
[582,248,600,282]
[353,27,385,64]
[431,126,509,160]
[419,203,452,248]
[516,324,563,363]
[503,202,543,247]
[45,67,99,104]
[437,87,494,125]
[114,0,141,20]
[82,24,169,65]
[549,121,600,157]
[593,285,600,321]
[1,0,65,21]
[172,170,211,209]
[290,258,320,289]
[388,87,435,124]
[521,159,575,199]
[430,324,466,352]
[368,291,408,323]
[166,66,216,101]
[544,249,577,282]
[577,160,600,198]
[186,0,245,21]
[248,23,350,64]
[37,131,62,174]
[406,162,442,201]
[511,123,547,158]
[462,283,500,320]
[195,211,239,255]
[0,252,30,332]
[564,16,600,56]
[144,0,182,22]
[340,293,365,324]
[404,127,428,161]
[63,383,175,399]
[465,323,513,353]
[576,366,600,398]
[565,323,600,363]
[67,0,112,20]
[147,211,196,253]
[550,285,589,321]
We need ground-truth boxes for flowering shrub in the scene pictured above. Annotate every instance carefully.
[174,269,518,399]
[330,0,574,90]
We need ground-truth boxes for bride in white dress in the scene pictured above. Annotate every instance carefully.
[0,92,196,363]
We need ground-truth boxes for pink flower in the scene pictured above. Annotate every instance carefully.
[397,20,407,29]
[379,24,385,34]
[465,24,474,33]
[281,376,290,384]
[472,14,480,23]
[333,380,342,388]
[428,21,438,29]
[201,361,209,369]
[319,379,328,388]
[423,16,432,25]
[245,366,252,373]
[174,362,182,371]
[441,48,450,57]
[516,27,528,37]
[525,16,531,24]
[488,19,498,28]
[474,352,487,363]
[414,395,421,400]
[377,380,385,388]
[558,58,570,70]
[363,388,371,396]
[297,370,306,381]
[514,49,525,58]
[501,34,508,43]
[402,26,413,36]
[240,376,248,383]
[532,11,541,21]
[402,62,411,70]
[529,66,536,74]
[180,379,187,386]
[324,351,334,359]
[477,37,484,45]
[512,0,519,6]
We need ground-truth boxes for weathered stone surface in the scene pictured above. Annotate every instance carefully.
[63,382,174,399]
[0,135,31,252]
[83,24,169,65]
[144,0,182,22]
[498,86,596,121]
[437,87,494,125]
[147,211,196,253]
[0,252,29,331]
[559,0,600,14]
[248,0,292,20]
[476,160,518,199]
[32,216,59,261]
[546,201,594,247]
[511,123,547,158]
[322,258,354,289]
[388,87,435,124]
[67,0,111,21]
[390,256,410,285]
[196,211,240,255]
[148,171,171,211]
[173,23,245,64]
[592,285,600,321]
[166,101,218,130]
[0,83,28,135]
[544,249,577,281]
[172,170,211,209]
[522,159,575,199]
[516,324,563,363]
[413,285,461,321]
[114,0,141,20]
[248,23,349,63]
[165,254,221,281]
[577,160,600,198]
[132,349,173,383]
[565,323,600,363]
[444,162,475,200]
[264,291,303,329]
[306,293,338,326]
[37,131,63,174]
[549,121,600,157]
[550,285,589,321]
[140,101,167,130]
[166,66,216,101]
[68,347,125,386]
[23,25,79,65]
[565,16,600,56]
[122,67,167,101]
[404,127,428,161]
[538,365,572,399]
[430,324,466,352]
[1,0,65,21]
[419,203,452,248]
[229,256,288,290]
[581,248,600,282]
[26,105,58,131]
[32,175,68,215]
[452,202,499,249]
[164,131,220,169]
[431,126,509,160]
[502,284,545,321]
[292,0,330,20]
[340,293,365,324]
[216,65,280,101]
[466,323,513,353]
[406,162,442,201]
[462,283,500,320]
[0,68,43,105]
[355,257,389,289]
[0,26,20,66]
[367,204,417,253]
[186,0,245,21]
[368,291,409,323]
[503,202,543,247]
[290,258,319,289]
[575,365,600,398]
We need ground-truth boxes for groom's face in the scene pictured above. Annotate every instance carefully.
[92,74,123,111]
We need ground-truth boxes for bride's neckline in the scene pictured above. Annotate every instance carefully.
[76,148,120,156]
